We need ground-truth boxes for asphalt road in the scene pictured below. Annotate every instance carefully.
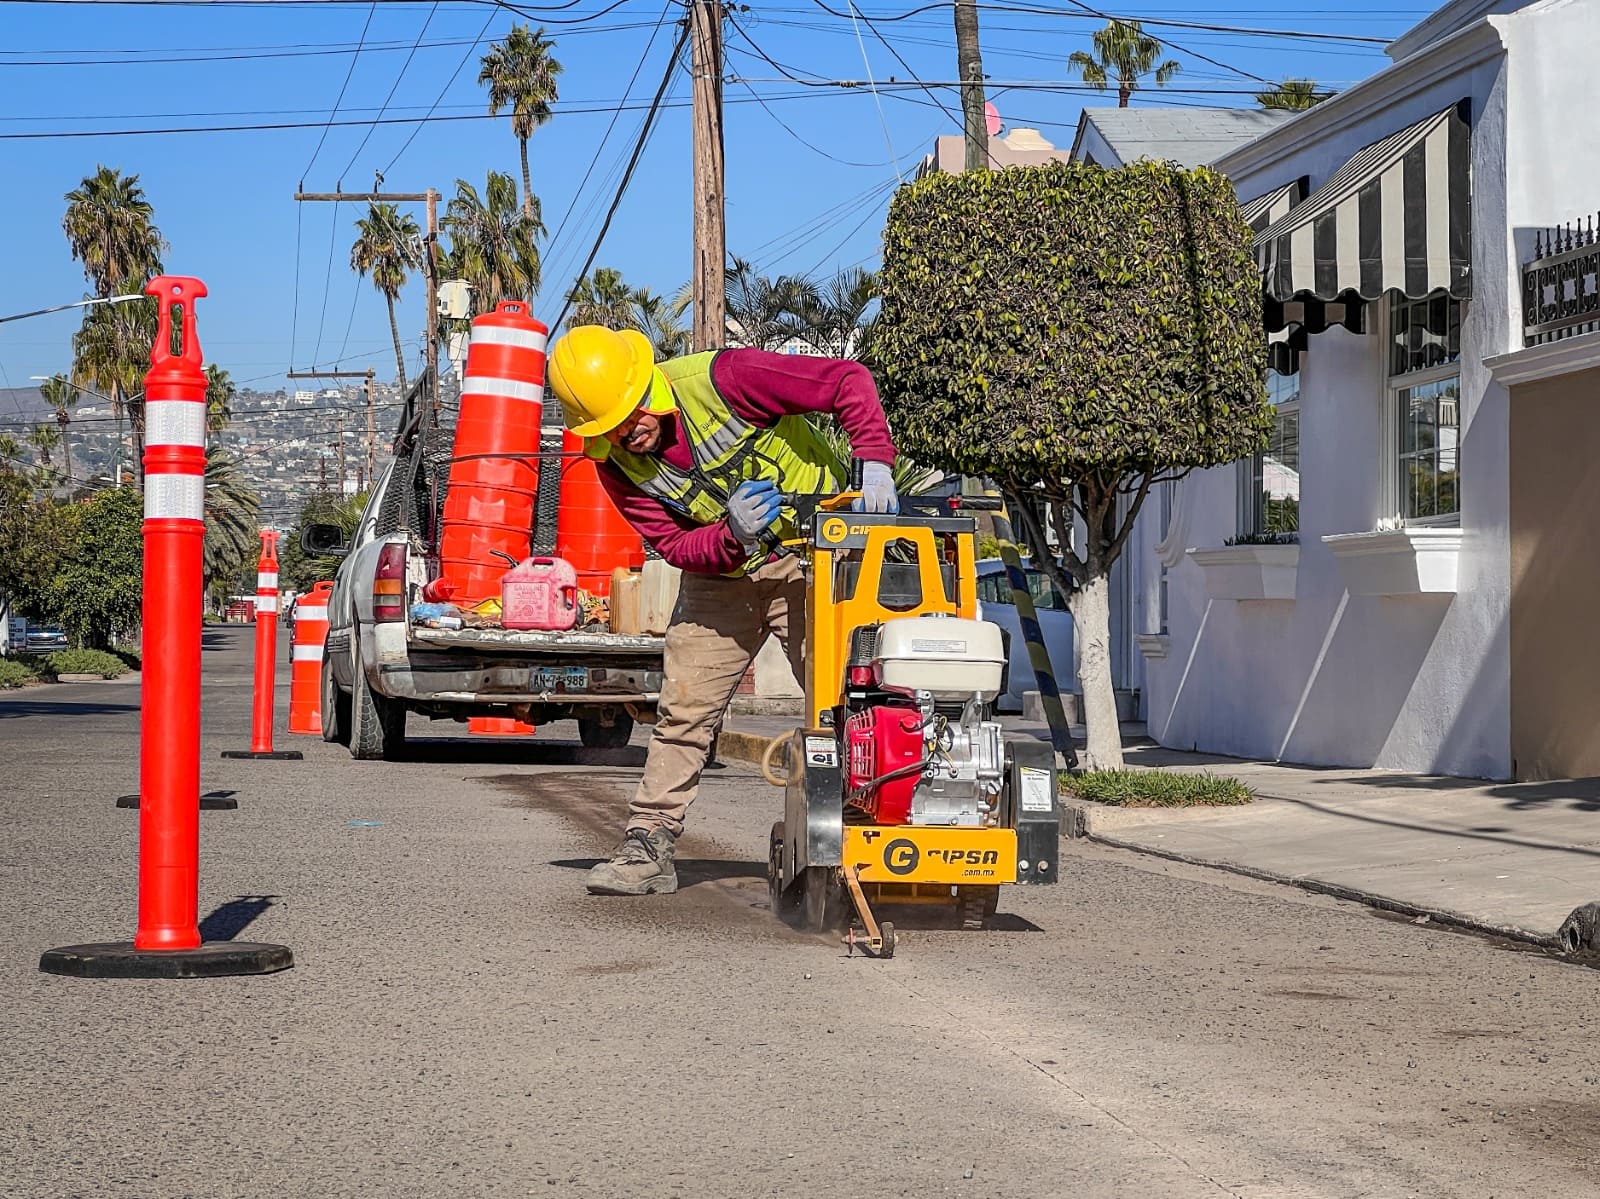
[3,625,1599,1198]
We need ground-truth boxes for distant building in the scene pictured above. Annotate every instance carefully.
[1068,107,1297,169]
[917,127,1072,178]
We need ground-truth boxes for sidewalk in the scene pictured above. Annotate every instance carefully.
[721,713,1600,949]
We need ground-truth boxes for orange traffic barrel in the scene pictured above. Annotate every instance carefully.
[469,717,536,736]
[288,580,335,735]
[438,301,549,606]
[556,430,644,597]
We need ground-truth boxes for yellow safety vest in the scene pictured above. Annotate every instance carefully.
[595,351,847,576]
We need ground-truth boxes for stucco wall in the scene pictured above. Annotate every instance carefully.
[1140,39,1518,777]
[1508,361,1600,780]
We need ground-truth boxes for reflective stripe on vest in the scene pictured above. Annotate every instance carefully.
[602,352,848,575]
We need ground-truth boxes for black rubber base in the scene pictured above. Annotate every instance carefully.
[116,792,239,810]
[39,940,294,979]
[219,750,303,761]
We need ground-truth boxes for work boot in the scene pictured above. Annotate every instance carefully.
[586,827,679,896]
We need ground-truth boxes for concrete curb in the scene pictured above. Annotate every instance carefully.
[1085,820,1562,952]
[716,729,782,769]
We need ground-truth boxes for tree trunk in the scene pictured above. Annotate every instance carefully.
[1118,84,1131,107]
[519,137,533,223]
[1068,564,1124,770]
[59,428,73,499]
[386,294,409,396]
[953,0,989,170]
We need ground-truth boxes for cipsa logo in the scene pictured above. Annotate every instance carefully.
[882,838,920,875]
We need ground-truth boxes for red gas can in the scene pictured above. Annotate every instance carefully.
[501,555,579,632]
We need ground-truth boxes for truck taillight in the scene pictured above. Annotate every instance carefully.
[373,543,408,622]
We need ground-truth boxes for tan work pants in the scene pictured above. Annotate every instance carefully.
[627,556,806,835]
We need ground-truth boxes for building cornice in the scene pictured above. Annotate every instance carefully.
[1213,20,1504,182]
[1485,331,1600,385]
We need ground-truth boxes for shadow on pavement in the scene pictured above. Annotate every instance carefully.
[400,739,647,768]
[0,700,139,719]
[199,894,280,941]
[549,857,765,888]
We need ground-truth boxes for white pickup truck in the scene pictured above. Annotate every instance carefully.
[304,386,666,761]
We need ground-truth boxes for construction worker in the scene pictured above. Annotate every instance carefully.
[548,325,899,896]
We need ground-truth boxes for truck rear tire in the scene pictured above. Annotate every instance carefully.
[349,628,406,761]
[578,711,634,750]
[321,653,351,747]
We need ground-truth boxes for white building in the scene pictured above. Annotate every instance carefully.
[1118,0,1600,781]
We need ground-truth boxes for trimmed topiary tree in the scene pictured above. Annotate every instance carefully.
[871,160,1271,768]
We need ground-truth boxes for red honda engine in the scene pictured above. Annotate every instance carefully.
[844,704,925,824]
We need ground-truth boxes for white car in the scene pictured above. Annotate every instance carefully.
[975,559,1076,713]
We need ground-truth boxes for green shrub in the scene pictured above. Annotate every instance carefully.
[112,646,142,671]
[1062,769,1253,807]
[0,659,41,689]
[44,648,129,679]
[976,534,1017,561]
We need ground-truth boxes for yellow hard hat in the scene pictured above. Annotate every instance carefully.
[548,325,659,437]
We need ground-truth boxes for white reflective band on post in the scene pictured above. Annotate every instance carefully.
[258,571,279,589]
[145,400,207,448]
[292,645,324,662]
[470,325,548,353]
[255,595,279,614]
[143,472,205,521]
[461,375,543,402]
[296,605,327,623]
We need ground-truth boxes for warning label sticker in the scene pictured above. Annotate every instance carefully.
[1019,767,1054,812]
[804,736,838,768]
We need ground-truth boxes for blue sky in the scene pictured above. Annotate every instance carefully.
[1,0,1429,397]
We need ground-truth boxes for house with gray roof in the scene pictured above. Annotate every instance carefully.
[1068,107,1297,169]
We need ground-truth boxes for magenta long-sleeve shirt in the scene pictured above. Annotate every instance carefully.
[596,348,896,575]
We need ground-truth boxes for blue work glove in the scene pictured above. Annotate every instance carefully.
[727,478,783,545]
[852,461,899,514]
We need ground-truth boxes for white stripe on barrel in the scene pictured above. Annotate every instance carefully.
[143,473,205,522]
[144,400,207,448]
[296,605,327,623]
[461,375,542,403]
[255,595,279,614]
[469,324,548,353]
[258,571,279,590]
[292,644,324,661]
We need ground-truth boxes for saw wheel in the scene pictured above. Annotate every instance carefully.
[767,821,801,921]
[957,885,1000,931]
[801,865,849,932]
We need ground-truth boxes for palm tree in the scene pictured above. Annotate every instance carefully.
[718,258,820,350]
[205,364,235,441]
[62,167,165,480]
[568,268,638,329]
[28,424,61,495]
[1068,20,1180,107]
[1256,78,1331,111]
[39,376,78,491]
[203,449,261,607]
[632,289,692,360]
[0,433,22,475]
[350,202,422,394]
[480,24,562,223]
[439,172,544,311]
[792,267,879,358]
[72,296,153,475]
[62,166,166,299]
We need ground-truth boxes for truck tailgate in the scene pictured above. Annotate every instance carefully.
[409,626,665,657]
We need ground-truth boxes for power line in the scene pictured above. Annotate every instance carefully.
[335,0,440,183]
[300,0,376,180]
[550,15,691,336]
[380,6,499,174]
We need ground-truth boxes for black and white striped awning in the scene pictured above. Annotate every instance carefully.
[1254,102,1471,305]
[1241,177,1307,235]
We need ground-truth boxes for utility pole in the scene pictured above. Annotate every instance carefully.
[335,419,346,495]
[293,187,441,424]
[953,0,990,170]
[286,366,376,493]
[318,457,328,493]
[690,0,726,350]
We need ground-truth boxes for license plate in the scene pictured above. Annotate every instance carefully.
[533,667,588,692]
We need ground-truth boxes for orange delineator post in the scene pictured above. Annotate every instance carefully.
[437,301,549,606]
[556,430,645,597]
[222,531,302,761]
[39,274,292,980]
[288,579,334,735]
